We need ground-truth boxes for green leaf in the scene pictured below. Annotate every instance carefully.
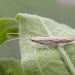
[0,58,24,75]
[0,18,18,44]
[16,13,75,75]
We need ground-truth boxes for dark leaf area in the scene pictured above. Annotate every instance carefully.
[0,18,18,44]
[0,59,24,75]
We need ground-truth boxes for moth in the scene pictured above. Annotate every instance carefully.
[30,37,75,45]
[6,32,75,45]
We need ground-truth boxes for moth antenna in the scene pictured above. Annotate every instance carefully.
[5,33,31,43]
[6,33,25,36]
[5,38,19,43]
[6,33,19,35]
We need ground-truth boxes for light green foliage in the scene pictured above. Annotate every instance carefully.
[16,13,75,75]
[0,18,18,44]
[0,59,24,75]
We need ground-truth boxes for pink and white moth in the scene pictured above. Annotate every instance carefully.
[30,37,75,44]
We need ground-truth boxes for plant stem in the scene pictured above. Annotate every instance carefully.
[57,45,75,75]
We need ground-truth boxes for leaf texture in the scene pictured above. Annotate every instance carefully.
[0,58,24,75]
[16,13,75,75]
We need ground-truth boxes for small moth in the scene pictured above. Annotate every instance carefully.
[30,37,75,44]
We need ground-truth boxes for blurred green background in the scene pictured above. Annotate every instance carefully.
[0,0,75,60]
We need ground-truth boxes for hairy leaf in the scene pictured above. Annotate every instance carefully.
[0,18,18,44]
[0,58,24,75]
[16,13,75,75]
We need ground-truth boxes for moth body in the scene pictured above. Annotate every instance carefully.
[30,37,75,44]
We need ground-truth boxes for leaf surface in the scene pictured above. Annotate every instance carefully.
[0,58,24,75]
[0,18,18,44]
[17,13,75,75]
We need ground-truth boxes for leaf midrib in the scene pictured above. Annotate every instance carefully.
[38,16,75,75]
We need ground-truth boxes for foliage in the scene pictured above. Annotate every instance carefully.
[0,18,18,44]
[0,58,23,75]
[16,13,75,75]
[0,13,75,75]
